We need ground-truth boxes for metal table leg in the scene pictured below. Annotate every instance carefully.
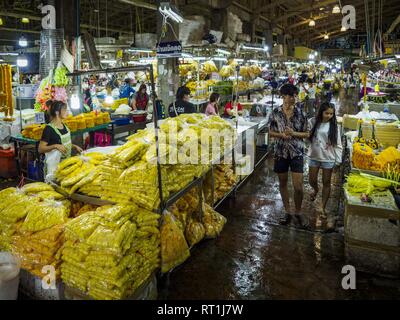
[13,140,22,178]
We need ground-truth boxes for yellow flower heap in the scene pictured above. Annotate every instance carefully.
[353,144,400,172]
[0,183,70,278]
[56,114,236,211]
[61,204,160,300]
[203,164,237,204]
[55,114,234,286]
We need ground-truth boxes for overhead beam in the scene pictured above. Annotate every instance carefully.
[312,29,344,41]
[80,24,135,35]
[385,14,400,36]
[259,0,291,13]
[310,6,400,41]
[0,11,137,36]
[284,0,368,31]
[118,0,157,11]
[0,27,41,34]
[286,13,330,30]
[0,11,41,21]
[289,1,400,42]
[274,0,339,22]
[232,1,285,30]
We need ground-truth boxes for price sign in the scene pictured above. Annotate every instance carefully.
[35,112,45,124]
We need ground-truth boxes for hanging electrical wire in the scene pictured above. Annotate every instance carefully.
[373,0,384,57]
[364,0,371,57]
[97,0,100,38]
[106,0,108,38]
[130,7,134,44]
[372,0,376,54]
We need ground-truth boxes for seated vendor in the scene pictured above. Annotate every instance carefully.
[224,96,243,117]
[131,84,149,111]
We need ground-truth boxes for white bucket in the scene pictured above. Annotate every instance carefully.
[0,252,21,300]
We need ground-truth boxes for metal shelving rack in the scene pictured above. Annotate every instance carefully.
[67,65,268,217]
[68,65,217,217]
[68,65,165,211]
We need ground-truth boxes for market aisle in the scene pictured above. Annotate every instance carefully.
[158,90,400,300]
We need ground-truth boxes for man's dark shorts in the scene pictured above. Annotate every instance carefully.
[274,156,304,174]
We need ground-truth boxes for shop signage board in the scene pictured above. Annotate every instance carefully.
[156,41,182,58]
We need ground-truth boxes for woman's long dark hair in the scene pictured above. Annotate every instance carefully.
[209,92,220,103]
[137,83,147,98]
[310,102,338,147]
[46,100,67,123]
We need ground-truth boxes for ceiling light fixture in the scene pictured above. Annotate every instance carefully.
[192,56,207,61]
[242,45,268,52]
[128,48,154,53]
[100,59,117,64]
[159,2,184,23]
[17,55,28,68]
[0,52,18,56]
[181,53,193,58]
[212,57,228,62]
[309,19,316,27]
[139,58,156,64]
[324,34,329,40]
[21,17,30,24]
[216,48,230,55]
[19,36,28,47]
[341,26,347,32]
[332,5,341,14]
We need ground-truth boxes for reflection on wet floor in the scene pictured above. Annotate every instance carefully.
[158,90,400,300]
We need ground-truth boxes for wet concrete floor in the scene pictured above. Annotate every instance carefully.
[159,89,400,300]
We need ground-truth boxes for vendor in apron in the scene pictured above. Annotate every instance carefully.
[131,84,149,111]
[39,100,83,180]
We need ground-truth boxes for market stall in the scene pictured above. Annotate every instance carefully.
[342,108,400,277]
[0,59,270,300]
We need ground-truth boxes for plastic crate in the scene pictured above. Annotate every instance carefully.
[113,118,130,126]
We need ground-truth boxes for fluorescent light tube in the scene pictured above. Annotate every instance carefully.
[216,48,230,55]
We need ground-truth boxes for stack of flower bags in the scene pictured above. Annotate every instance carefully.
[61,204,160,300]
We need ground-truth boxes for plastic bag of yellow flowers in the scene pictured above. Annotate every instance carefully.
[160,210,190,273]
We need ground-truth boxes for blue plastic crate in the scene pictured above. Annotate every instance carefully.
[113,118,131,126]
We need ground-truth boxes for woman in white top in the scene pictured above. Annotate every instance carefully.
[308,102,342,218]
